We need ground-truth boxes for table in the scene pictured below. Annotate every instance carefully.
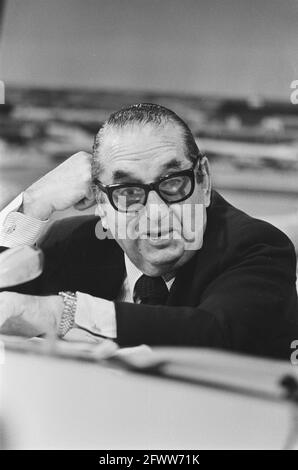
[0,349,293,449]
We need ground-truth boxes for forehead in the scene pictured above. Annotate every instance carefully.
[98,123,189,183]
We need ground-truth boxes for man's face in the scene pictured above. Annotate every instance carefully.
[96,123,211,277]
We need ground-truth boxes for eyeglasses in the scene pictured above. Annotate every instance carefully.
[93,160,202,213]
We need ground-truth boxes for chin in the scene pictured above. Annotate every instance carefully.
[140,240,185,274]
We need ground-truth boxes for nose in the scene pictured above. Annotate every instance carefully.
[144,189,169,225]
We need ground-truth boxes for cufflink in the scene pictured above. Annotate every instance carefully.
[4,223,16,234]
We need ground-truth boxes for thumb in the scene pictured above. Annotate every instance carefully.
[74,196,96,211]
[74,187,96,210]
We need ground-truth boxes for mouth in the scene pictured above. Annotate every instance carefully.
[147,228,173,239]
[149,231,165,239]
[143,229,176,247]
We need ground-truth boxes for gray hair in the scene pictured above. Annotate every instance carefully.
[92,103,203,181]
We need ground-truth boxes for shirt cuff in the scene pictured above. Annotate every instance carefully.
[0,193,49,247]
[75,291,117,339]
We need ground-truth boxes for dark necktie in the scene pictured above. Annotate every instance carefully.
[133,274,169,305]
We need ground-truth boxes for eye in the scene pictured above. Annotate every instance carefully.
[113,187,145,207]
[117,187,144,198]
[160,176,186,194]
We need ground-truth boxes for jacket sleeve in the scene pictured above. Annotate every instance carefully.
[0,217,87,295]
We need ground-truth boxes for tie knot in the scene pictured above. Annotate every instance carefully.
[133,274,169,305]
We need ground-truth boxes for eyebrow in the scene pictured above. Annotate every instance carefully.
[112,159,184,183]
[112,169,142,183]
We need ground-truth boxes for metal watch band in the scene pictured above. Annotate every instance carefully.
[58,291,77,338]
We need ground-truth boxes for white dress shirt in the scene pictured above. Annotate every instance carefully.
[0,193,49,246]
[0,194,175,340]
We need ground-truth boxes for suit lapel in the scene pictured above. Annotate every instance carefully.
[92,241,126,300]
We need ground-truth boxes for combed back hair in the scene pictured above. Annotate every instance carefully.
[92,103,203,181]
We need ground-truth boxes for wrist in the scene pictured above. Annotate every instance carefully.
[52,295,65,332]
[57,291,77,337]
[21,189,53,221]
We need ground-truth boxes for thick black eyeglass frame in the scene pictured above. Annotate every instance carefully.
[93,158,202,213]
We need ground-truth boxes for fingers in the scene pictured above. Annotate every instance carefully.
[23,150,95,217]
[74,197,97,211]
[69,151,93,175]
[71,150,92,160]
[68,152,95,210]
[74,184,96,211]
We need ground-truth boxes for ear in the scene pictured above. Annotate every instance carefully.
[95,193,108,230]
[199,156,212,207]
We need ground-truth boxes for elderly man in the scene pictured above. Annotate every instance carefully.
[0,103,297,358]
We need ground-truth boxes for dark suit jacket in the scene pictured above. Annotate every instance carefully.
[1,190,298,358]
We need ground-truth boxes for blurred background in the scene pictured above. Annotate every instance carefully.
[0,0,297,246]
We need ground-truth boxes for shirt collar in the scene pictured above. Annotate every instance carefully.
[124,254,175,299]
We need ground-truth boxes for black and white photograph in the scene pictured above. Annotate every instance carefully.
[0,0,298,453]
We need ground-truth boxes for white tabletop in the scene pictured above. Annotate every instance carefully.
[0,349,292,450]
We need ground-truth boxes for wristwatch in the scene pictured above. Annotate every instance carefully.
[58,291,77,337]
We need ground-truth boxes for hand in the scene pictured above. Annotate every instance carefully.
[21,151,95,220]
[0,291,64,337]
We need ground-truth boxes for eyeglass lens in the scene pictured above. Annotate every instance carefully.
[112,174,193,212]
